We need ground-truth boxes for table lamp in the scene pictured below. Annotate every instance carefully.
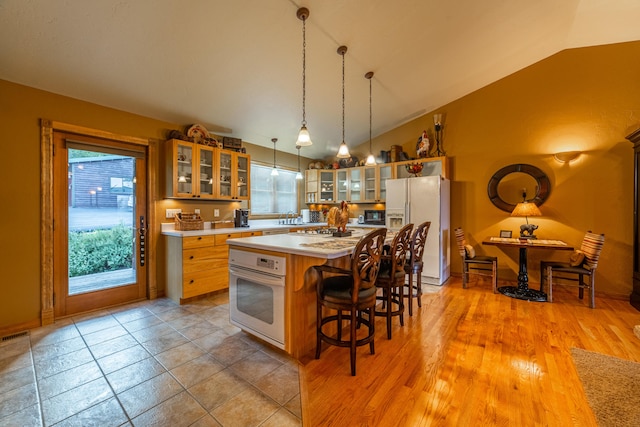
[511,191,542,239]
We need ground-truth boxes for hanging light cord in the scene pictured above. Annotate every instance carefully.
[341,50,345,144]
[369,76,372,152]
[301,15,307,127]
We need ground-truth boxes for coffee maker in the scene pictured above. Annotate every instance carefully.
[234,209,249,228]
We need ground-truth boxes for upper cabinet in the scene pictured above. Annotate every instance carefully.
[217,150,250,201]
[394,156,449,179]
[336,167,363,203]
[363,164,392,202]
[166,139,250,200]
[305,169,335,203]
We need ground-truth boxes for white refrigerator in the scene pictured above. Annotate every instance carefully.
[385,175,450,285]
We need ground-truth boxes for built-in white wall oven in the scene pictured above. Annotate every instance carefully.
[228,248,286,349]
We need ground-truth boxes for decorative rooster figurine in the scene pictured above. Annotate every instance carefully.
[327,201,350,233]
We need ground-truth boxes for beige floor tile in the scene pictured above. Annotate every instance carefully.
[96,344,151,375]
[141,330,190,355]
[177,320,220,341]
[53,396,128,427]
[284,394,302,419]
[31,336,86,361]
[192,329,232,353]
[253,364,300,405]
[154,306,192,323]
[260,408,302,427]
[0,364,34,395]
[190,413,222,427]
[29,323,79,348]
[188,369,252,411]
[209,336,260,366]
[34,347,94,379]
[0,381,39,419]
[38,360,102,400]
[105,356,167,394]
[154,341,204,370]
[0,403,41,427]
[117,371,184,419]
[131,390,207,427]
[211,386,279,427]
[41,377,113,425]
[229,351,283,384]
[128,320,174,341]
[82,324,129,347]
[88,333,138,359]
[170,354,224,388]
[111,306,155,324]
[74,314,120,335]
[166,312,203,330]
[120,313,163,334]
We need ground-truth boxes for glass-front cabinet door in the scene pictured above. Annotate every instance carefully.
[216,149,250,200]
[198,146,215,198]
[171,140,194,197]
[378,165,392,201]
[336,170,348,201]
[319,170,335,203]
[363,166,377,202]
[349,167,362,202]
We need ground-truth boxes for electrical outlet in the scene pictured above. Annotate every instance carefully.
[214,209,220,217]
[166,208,182,218]
[194,209,200,215]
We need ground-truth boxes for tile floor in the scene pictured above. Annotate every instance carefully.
[0,292,302,427]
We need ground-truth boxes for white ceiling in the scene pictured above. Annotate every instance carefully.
[1,0,639,159]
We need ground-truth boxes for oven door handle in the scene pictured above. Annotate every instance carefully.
[229,266,286,287]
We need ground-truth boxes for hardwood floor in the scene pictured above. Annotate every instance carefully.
[298,277,640,426]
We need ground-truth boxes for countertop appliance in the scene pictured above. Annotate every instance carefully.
[234,208,249,227]
[228,249,286,349]
[363,209,385,225]
[386,175,450,285]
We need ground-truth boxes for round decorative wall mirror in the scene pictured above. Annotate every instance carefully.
[487,164,551,212]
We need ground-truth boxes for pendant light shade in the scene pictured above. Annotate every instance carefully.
[271,138,279,176]
[364,71,376,166]
[295,145,303,180]
[336,45,350,159]
[296,8,312,147]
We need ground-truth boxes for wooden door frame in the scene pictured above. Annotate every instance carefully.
[40,120,157,325]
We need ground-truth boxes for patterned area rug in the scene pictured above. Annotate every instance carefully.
[571,347,640,426]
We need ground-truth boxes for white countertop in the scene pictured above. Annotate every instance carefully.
[161,219,382,237]
[226,229,375,259]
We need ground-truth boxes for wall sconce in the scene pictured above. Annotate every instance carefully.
[433,113,445,156]
[554,151,581,163]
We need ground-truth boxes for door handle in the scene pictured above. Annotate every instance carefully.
[139,215,146,267]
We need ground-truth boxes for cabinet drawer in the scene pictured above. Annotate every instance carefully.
[183,246,228,262]
[183,257,228,275]
[183,235,215,249]
[215,233,242,245]
[182,266,230,298]
[241,231,262,237]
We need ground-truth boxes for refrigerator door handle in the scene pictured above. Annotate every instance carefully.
[405,202,410,224]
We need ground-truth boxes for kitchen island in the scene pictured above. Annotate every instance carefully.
[227,228,384,362]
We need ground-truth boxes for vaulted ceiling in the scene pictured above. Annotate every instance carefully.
[1,0,639,158]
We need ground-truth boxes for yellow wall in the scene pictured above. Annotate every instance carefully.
[1,40,638,332]
[350,41,639,298]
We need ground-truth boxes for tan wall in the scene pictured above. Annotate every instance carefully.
[0,81,305,331]
[348,41,640,298]
[1,40,638,332]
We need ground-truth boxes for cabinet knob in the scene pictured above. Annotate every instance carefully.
[197,236,202,240]
[189,255,194,259]
[189,279,194,284]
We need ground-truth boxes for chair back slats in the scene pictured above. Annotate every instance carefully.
[352,228,387,299]
[454,227,467,257]
[390,223,414,275]
[580,231,605,269]
[409,221,431,265]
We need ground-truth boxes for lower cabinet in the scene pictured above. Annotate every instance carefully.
[166,231,262,303]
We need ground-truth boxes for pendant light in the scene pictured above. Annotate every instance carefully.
[271,138,279,176]
[295,145,303,180]
[364,71,376,166]
[295,8,312,147]
[336,45,350,158]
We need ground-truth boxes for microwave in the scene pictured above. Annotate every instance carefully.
[363,209,385,225]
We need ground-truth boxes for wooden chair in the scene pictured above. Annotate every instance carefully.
[314,228,387,376]
[404,221,431,316]
[540,231,605,308]
[375,223,414,339]
[454,227,498,292]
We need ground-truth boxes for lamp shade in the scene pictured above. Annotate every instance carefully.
[511,202,542,217]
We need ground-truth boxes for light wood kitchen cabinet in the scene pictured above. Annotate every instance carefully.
[305,169,335,203]
[394,156,449,179]
[166,139,216,199]
[336,167,363,202]
[217,150,250,200]
[167,232,243,303]
[362,164,392,202]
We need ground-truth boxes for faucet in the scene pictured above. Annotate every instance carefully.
[286,211,293,224]
[278,212,284,225]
